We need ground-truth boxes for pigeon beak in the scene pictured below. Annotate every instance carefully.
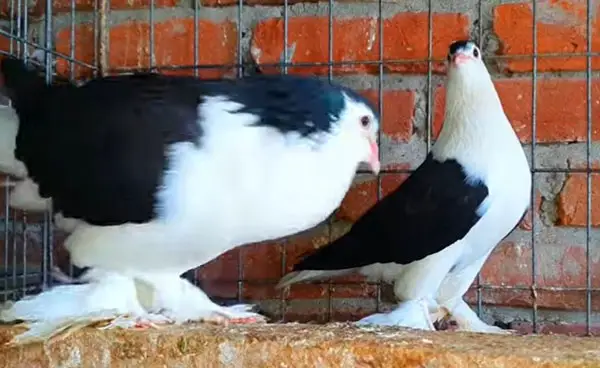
[368,139,380,175]
[452,52,471,65]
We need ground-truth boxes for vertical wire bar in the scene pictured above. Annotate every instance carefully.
[236,0,243,78]
[8,0,14,54]
[15,0,21,57]
[21,0,28,60]
[98,0,108,77]
[325,0,334,322]
[374,0,384,315]
[93,0,100,77]
[42,0,54,291]
[11,206,16,298]
[3,177,9,301]
[585,0,592,336]
[530,0,539,333]
[280,0,289,320]
[21,213,27,296]
[70,0,76,81]
[149,0,155,70]
[475,0,484,319]
[194,0,199,78]
[236,0,243,304]
[68,0,76,278]
[425,0,433,153]
[282,0,288,75]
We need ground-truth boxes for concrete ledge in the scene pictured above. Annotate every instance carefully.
[1,323,600,367]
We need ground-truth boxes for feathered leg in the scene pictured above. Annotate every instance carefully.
[65,223,267,325]
[0,268,171,345]
[135,274,266,325]
[356,243,464,330]
[434,252,514,334]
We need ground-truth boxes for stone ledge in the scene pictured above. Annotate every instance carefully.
[1,323,600,367]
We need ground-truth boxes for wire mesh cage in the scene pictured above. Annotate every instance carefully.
[0,0,598,336]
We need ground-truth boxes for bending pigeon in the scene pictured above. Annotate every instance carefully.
[276,40,531,334]
[0,56,380,338]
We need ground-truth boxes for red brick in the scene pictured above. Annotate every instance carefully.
[466,287,600,312]
[196,248,240,281]
[480,242,533,287]
[200,280,238,299]
[482,242,600,289]
[241,241,282,281]
[556,173,600,227]
[201,0,311,6]
[380,173,408,197]
[0,0,177,18]
[518,190,542,231]
[283,225,331,273]
[242,282,282,300]
[55,19,237,79]
[285,283,328,299]
[237,225,332,299]
[510,321,600,337]
[493,2,600,73]
[336,176,377,223]
[330,284,377,298]
[28,0,177,16]
[360,90,415,142]
[251,13,469,75]
[0,34,10,61]
[433,78,600,143]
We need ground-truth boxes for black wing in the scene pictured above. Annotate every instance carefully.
[14,73,204,226]
[293,153,489,271]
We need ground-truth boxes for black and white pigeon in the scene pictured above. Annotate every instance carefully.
[0,55,381,341]
[276,40,532,334]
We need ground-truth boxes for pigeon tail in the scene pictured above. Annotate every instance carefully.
[292,232,374,271]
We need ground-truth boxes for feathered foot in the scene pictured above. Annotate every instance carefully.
[445,299,515,334]
[355,299,436,330]
[0,269,156,345]
[139,276,267,325]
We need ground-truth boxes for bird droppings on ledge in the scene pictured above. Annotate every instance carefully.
[1,322,600,367]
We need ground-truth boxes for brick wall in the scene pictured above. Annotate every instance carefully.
[1,0,599,335]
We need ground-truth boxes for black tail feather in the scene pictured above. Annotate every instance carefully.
[292,233,366,271]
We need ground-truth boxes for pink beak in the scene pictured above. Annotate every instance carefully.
[452,53,472,65]
[368,139,380,175]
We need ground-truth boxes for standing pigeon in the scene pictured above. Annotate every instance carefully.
[0,56,381,339]
[276,40,531,334]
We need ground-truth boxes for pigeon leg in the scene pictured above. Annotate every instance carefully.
[135,274,267,325]
[356,298,436,330]
[435,253,515,334]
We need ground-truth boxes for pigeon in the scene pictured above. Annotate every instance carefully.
[276,40,532,334]
[0,55,381,341]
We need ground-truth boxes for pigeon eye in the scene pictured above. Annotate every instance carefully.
[360,116,370,128]
[473,48,479,58]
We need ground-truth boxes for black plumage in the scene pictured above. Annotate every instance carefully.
[292,153,489,271]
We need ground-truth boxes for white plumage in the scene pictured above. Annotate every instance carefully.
[0,61,381,343]
[277,40,532,334]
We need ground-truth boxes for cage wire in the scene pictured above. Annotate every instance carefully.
[0,0,597,335]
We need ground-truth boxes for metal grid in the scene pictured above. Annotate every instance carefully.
[0,0,596,335]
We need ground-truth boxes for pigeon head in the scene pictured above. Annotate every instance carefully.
[444,40,498,111]
[445,40,491,86]
[332,90,380,175]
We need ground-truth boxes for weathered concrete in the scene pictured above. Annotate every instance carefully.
[2,322,600,367]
